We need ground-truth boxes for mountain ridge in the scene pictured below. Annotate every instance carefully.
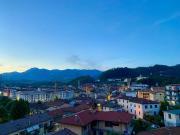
[1,68,102,82]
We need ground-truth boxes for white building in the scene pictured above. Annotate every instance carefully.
[130,84,149,91]
[16,89,74,103]
[59,90,74,100]
[125,91,137,97]
[117,96,160,119]
[164,110,180,127]
[165,84,180,106]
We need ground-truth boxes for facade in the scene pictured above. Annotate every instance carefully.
[130,84,149,91]
[0,113,53,135]
[165,84,180,105]
[137,91,150,100]
[59,90,74,100]
[137,88,165,102]
[125,91,137,97]
[149,91,165,102]
[117,96,160,119]
[163,110,180,127]
[16,90,74,103]
[57,110,134,135]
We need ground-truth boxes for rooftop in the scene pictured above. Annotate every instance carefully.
[164,109,180,115]
[119,95,159,104]
[59,110,133,126]
[0,113,52,135]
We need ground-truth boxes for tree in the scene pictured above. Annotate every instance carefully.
[159,101,169,117]
[0,107,8,123]
[133,119,150,134]
[10,100,30,120]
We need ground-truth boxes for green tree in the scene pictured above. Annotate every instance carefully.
[159,101,169,117]
[10,100,30,120]
[133,119,150,134]
[0,107,8,123]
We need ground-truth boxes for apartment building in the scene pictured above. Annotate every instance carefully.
[117,96,160,119]
[16,89,74,103]
[165,84,180,105]
[163,110,180,127]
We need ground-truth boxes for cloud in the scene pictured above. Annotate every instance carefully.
[154,12,180,26]
[66,55,102,69]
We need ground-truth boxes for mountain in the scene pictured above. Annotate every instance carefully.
[100,64,180,80]
[1,68,102,82]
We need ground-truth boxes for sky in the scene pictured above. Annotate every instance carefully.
[0,0,180,73]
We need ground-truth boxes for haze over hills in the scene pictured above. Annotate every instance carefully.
[1,68,102,82]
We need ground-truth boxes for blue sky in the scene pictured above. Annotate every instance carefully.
[0,0,180,72]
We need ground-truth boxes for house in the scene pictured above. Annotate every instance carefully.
[165,84,180,105]
[137,88,165,102]
[117,96,160,119]
[137,90,151,100]
[0,113,53,135]
[125,90,137,97]
[57,110,134,135]
[130,84,149,91]
[163,110,180,127]
[138,127,180,135]
[102,101,123,112]
[149,88,165,102]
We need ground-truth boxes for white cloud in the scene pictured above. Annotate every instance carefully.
[154,12,180,26]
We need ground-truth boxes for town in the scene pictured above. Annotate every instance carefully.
[0,0,179,135]
[0,72,180,135]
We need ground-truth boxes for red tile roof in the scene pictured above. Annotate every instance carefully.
[59,110,133,126]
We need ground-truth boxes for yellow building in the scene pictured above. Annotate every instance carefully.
[137,91,151,100]
[137,88,165,102]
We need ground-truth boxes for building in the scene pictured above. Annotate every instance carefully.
[16,90,55,103]
[0,113,53,135]
[138,127,180,135]
[16,89,74,103]
[117,96,160,119]
[59,90,74,100]
[137,88,165,102]
[163,110,180,127]
[125,90,137,97]
[57,110,134,135]
[165,84,180,105]
[102,101,123,112]
[137,90,150,100]
[149,88,165,102]
[130,84,149,91]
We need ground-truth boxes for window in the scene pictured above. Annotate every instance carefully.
[131,109,132,112]
[154,111,157,115]
[145,105,148,109]
[127,105,128,109]
[168,114,172,119]
[150,105,152,108]
[155,105,157,108]
[105,122,113,127]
